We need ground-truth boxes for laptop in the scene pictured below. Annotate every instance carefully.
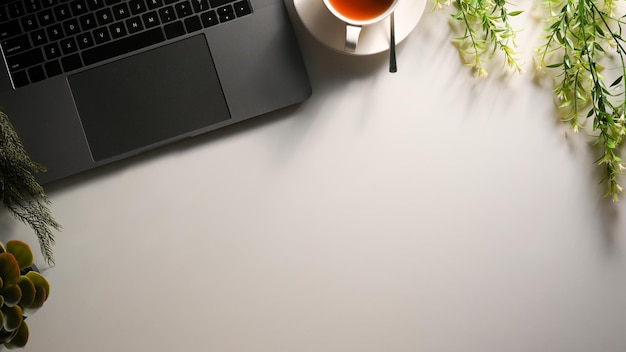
[0,0,311,184]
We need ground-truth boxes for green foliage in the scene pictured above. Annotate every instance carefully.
[437,0,626,201]
[0,111,60,263]
[435,0,523,76]
[537,0,626,202]
[0,240,50,349]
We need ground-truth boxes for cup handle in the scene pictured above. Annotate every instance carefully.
[345,24,362,53]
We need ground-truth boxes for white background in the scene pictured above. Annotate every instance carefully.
[5,1,626,351]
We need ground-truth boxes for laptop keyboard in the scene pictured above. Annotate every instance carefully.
[0,0,253,88]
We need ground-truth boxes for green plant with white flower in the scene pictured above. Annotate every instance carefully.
[537,0,626,201]
[435,0,524,76]
[437,0,626,201]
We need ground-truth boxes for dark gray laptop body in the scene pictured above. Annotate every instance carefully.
[0,0,311,183]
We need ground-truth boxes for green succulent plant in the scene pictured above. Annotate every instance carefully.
[0,240,49,349]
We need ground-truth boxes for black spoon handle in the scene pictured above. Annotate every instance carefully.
[389,12,397,73]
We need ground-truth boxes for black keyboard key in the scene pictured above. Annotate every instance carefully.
[21,15,39,31]
[175,1,192,18]
[2,34,31,55]
[209,0,234,8]
[158,6,176,23]
[76,32,94,48]
[164,0,177,4]
[79,13,98,30]
[184,15,201,32]
[25,0,42,12]
[109,22,127,39]
[8,2,26,18]
[146,0,163,10]
[42,0,59,7]
[45,60,62,77]
[233,0,251,17]
[93,27,111,43]
[105,0,122,5]
[54,3,72,20]
[191,0,209,13]
[219,12,234,23]
[63,18,81,35]
[81,27,165,65]
[38,9,55,26]
[28,65,46,83]
[216,5,232,16]
[86,0,105,10]
[96,8,114,25]
[126,16,144,33]
[60,37,78,54]
[12,71,29,88]
[200,10,217,27]
[43,42,62,59]
[0,6,8,22]
[61,53,82,71]
[7,48,45,71]
[31,29,48,46]
[112,3,131,20]
[129,0,146,15]
[142,11,160,28]
[71,0,89,15]
[0,20,22,40]
[46,24,64,40]
[164,21,184,39]
[26,0,42,12]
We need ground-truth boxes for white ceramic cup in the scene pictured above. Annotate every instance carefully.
[322,0,400,53]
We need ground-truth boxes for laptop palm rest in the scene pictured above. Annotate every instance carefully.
[68,34,230,162]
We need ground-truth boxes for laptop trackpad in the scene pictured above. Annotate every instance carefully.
[68,34,230,162]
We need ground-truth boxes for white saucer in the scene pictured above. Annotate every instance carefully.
[293,0,426,55]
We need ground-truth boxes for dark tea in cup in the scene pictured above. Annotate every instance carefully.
[326,0,397,22]
[323,0,400,52]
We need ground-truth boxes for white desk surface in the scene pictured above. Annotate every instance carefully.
[7,2,626,351]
